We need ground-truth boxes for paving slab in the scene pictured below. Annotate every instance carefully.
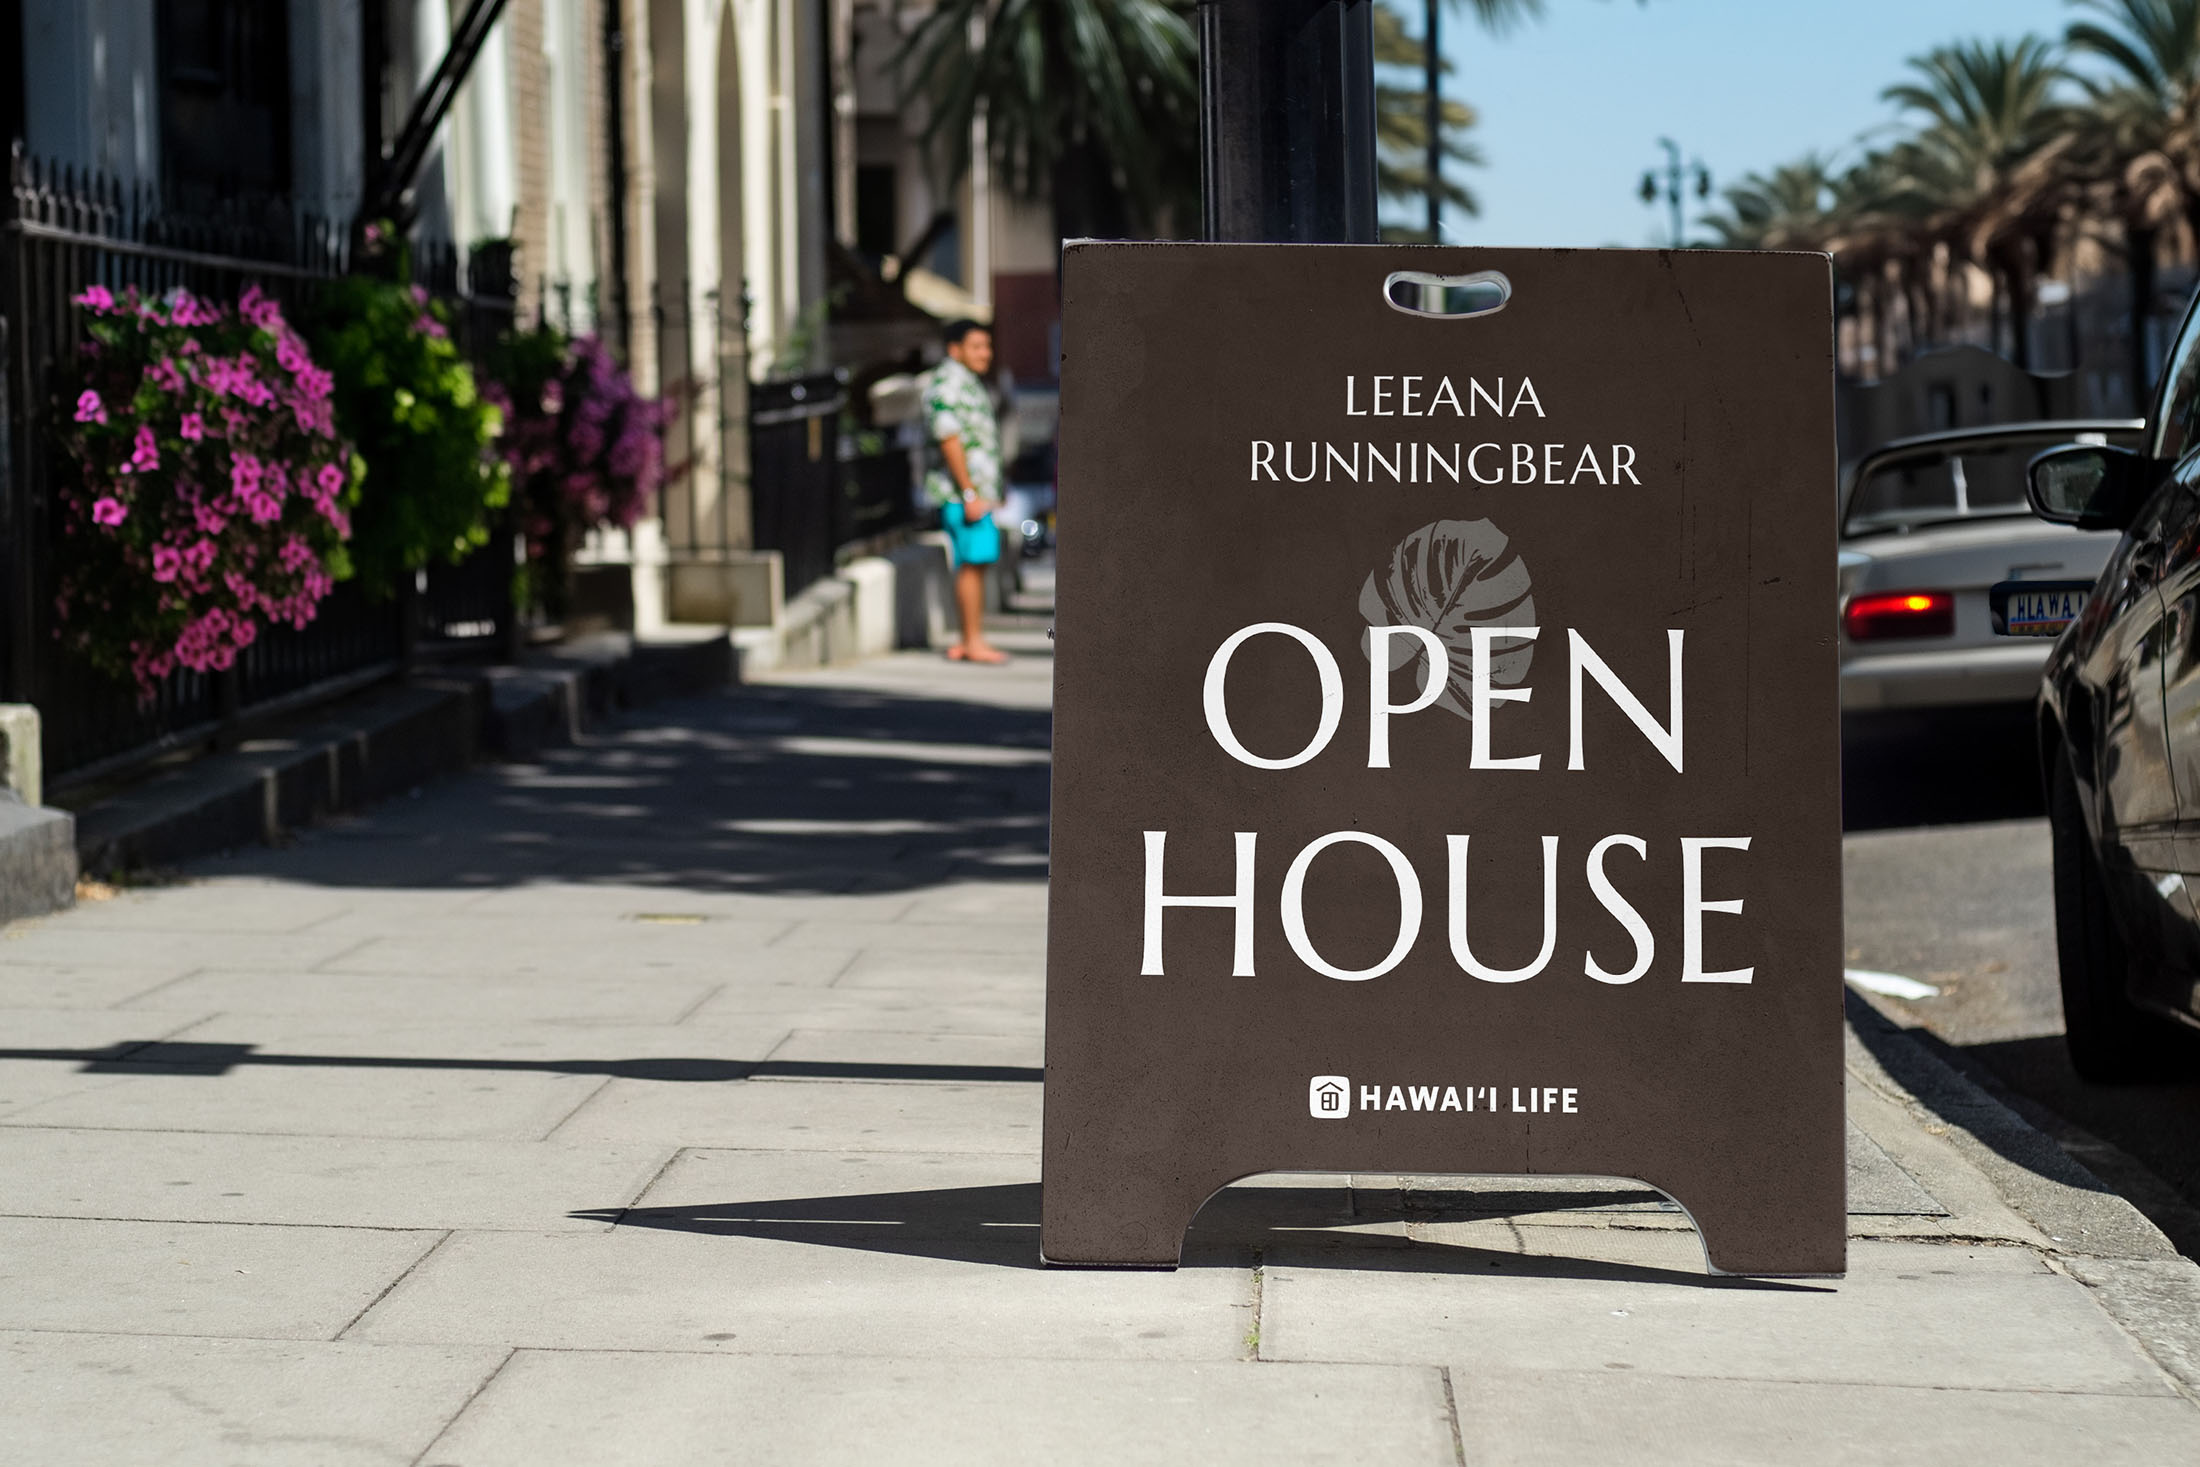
[55,887,360,934]
[2064,1255,2200,1400]
[1260,1239,2172,1394]
[775,919,1042,955]
[0,1128,669,1231]
[761,1027,1044,1075]
[0,961,194,1009]
[0,1215,441,1339]
[117,969,719,1024]
[683,986,1045,1034]
[347,1224,1248,1360]
[0,1008,211,1118]
[423,1351,1453,1467]
[314,921,791,978]
[0,928,368,974]
[0,1331,502,1467]
[551,1076,1043,1152]
[2,1055,602,1143]
[1452,1367,2200,1467]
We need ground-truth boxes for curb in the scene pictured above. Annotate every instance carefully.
[1847,988,2200,1402]
[70,628,737,877]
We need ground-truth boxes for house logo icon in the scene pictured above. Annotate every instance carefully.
[1308,1075,1350,1119]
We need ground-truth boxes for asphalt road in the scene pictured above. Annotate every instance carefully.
[1842,708,2200,1257]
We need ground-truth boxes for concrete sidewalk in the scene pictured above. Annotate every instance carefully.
[2,624,2198,1464]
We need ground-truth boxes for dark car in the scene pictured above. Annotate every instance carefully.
[2013,295,2200,1080]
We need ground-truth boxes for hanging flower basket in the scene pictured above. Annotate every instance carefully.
[487,328,665,617]
[54,284,359,695]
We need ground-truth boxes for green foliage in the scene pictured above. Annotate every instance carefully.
[897,0,1201,237]
[307,275,508,596]
[1373,1,1485,231]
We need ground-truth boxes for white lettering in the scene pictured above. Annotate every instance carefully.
[1446,834,1561,982]
[1401,376,1424,416]
[1570,444,1607,484]
[1282,831,1423,981]
[1345,377,1365,416]
[1512,378,1545,417]
[1283,441,1317,483]
[1512,442,1536,483]
[1251,441,1276,481]
[1681,836,1753,983]
[1613,443,1639,484]
[1368,442,1403,482]
[1203,623,1342,770]
[1568,630,1684,773]
[1431,377,1462,415]
[1426,442,1460,483]
[1468,441,1503,484]
[1372,376,1394,415]
[1470,378,1504,416]
[1470,626,1540,770]
[1368,625,1448,768]
[1141,830,1258,976]
[1584,834,1654,983]
[1325,441,1359,482]
[1441,1086,1463,1110]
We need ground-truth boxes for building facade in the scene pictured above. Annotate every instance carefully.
[10,0,836,627]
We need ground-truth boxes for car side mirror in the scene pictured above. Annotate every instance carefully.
[2027,443,2147,531]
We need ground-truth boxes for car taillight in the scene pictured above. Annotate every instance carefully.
[1844,590,1955,641]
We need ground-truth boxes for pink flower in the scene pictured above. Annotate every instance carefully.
[409,285,429,306]
[73,285,114,312]
[238,284,282,330]
[231,619,257,648]
[74,390,107,425]
[179,412,205,441]
[147,356,185,393]
[127,425,159,473]
[151,545,182,582]
[275,334,309,375]
[230,454,264,500]
[193,502,227,535]
[91,497,126,527]
[247,492,282,524]
[314,462,345,498]
[185,539,217,575]
[415,314,449,340]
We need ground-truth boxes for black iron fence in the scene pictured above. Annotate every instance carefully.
[748,373,849,598]
[1,144,519,789]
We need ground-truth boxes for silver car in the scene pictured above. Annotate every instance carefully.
[1839,421,2143,712]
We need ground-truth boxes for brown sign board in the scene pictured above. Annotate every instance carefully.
[1043,243,1843,1277]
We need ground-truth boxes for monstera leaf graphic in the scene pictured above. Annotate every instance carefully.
[1359,519,1535,720]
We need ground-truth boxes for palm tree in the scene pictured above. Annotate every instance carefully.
[2064,0,2200,402]
[1697,155,1837,250]
[1376,1,1486,239]
[897,0,1201,244]
[1880,37,2073,367]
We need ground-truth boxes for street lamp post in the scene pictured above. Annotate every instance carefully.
[1199,0,1379,244]
[1425,0,1442,243]
[1639,137,1711,249]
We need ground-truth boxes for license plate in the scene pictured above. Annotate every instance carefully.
[1990,580,2091,637]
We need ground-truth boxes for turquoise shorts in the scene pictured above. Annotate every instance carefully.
[943,500,1001,567]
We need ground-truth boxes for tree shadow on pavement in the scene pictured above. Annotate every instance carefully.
[194,682,1056,896]
[572,1184,1825,1290]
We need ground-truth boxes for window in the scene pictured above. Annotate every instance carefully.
[157,0,293,208]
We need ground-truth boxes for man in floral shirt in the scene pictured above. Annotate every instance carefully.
[924,319,1008,663]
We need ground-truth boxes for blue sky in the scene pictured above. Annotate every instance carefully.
[1430,0,2084,247]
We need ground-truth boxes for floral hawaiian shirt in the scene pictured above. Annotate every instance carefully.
[921,356,1001,507]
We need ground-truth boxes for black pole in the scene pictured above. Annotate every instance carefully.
[1200,0,1378,243]
[1424,0,1441,242]
[603,0,633,361]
